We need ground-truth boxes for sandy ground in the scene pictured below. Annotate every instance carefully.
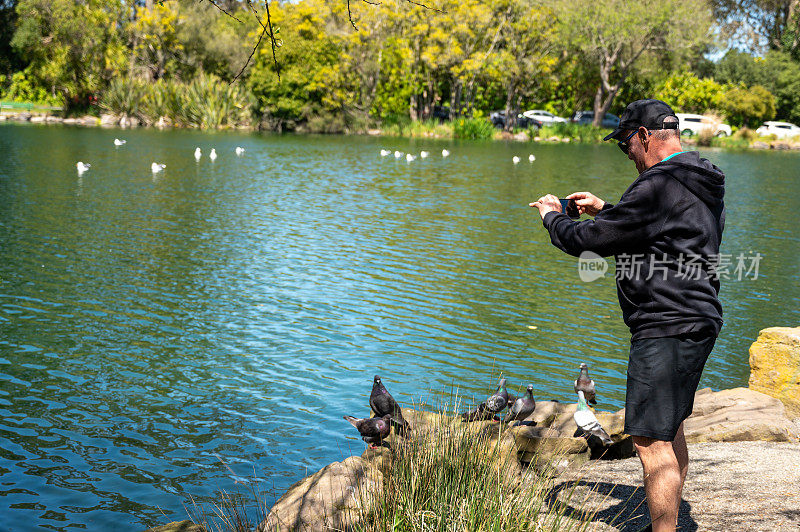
[551,441,800,531]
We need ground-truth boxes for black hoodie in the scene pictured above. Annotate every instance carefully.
[542,151,725,340]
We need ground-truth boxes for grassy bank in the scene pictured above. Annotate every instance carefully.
[186,399,598,531]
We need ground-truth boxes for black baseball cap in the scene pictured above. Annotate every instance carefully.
[603,99,679,141]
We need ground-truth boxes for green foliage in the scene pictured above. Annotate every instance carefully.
[1,67,63,106]
[100,75,252,129]
[452,117,494,139]
[654,73,726,113]
[720,84,776,127]
[538,122,611,142]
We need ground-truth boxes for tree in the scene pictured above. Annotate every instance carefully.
[654,72,726,113]
[721,84,776,126]
[712,0,800,56]
[555,0,711,127]
[11,0,128,108]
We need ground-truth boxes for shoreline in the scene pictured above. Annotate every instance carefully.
[4,112,800,152]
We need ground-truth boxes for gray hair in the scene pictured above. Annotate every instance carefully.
[652,116,679,140]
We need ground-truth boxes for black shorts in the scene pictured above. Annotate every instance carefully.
[624,331,716,441]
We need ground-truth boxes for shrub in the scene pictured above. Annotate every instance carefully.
[452,117,495,140]
[720,84,776,127]
[538,122,610,142]
[1,68,63,106]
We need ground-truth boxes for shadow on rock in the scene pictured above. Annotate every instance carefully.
[546,480,698,532]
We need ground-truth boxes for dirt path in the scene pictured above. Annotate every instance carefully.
[552,441,800,531]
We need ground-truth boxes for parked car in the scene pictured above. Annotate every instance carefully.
[522,109,567,125]
[755,121,800,139]
[489,110,542,129]
[675,113,732,137]
[570,111,620,128]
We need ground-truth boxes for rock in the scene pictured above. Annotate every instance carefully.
[144,521,205,532]
[533,136,541,141]
[512,131,530,142]
[100,113,118,126]
[30,115,46,123]
[46,116,63,123]
[0,114,6,121]
[63,117,78,125]
[156,116,173,129]
[547,135,560,142]
[12,112,31,121]
[752,141,769,149]
[561,137,570,142]
[366,128,381,136]
[771,141,791,150]
[258,454,383,531]
[684,387,799,443]
[748,327,800,417]
[120,115,139,128]
[79,115,99,126]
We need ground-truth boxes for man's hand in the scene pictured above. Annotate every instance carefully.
[529,194,561,220]
[566,191,606,216]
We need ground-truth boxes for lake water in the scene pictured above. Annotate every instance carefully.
[1,123,798,530]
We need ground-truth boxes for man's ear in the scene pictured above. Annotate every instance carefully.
[639,127,649,151]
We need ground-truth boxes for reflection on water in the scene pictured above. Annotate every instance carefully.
[0,124,798,529]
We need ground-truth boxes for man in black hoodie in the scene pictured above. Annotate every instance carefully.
[530,99,725,532]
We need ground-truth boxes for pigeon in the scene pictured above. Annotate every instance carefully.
[151,162,166,173]
[528,154,536,162]
[344,414,392,448]
[485,378,509,414]
[574,391,612,444]
[114,138,126,146]
[504,384,536,423]
[461,402,499,422]
[420,151,429,158]
[506,394,518,409]
[235,146,245,156]
[76,162,91,174]
[194,147,202,161]
[209,148,217,161]
[380,149,391,157]
[512,156,520,164]
[574,363,597,405]
[393,150,403,159]
[405,153,417,162]
[369,375,410,435]
[441,149,450,157]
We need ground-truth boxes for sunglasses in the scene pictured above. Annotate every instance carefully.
[617,128,652,154]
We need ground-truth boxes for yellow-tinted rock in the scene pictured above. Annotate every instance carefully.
[748,327,800,417]
[145,521,205,532]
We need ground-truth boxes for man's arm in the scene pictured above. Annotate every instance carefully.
[534,178,663,257]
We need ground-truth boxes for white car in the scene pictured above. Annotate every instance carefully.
[522,109,567,124]
[755,121,800,139]
[675,113,732,137]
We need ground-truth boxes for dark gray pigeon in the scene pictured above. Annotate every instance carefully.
[485,378,509,414]
[344,414,392,448]
[504,384,536,423]
[574,363,597,405]
[461,402,500,422]
[506,394,518,409]
[369,375,410,434]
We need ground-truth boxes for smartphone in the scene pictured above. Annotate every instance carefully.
[559,198,580,219]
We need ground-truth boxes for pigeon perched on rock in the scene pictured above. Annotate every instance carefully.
[504,384,536,423]
[574,363,597,405]
[461,402,500,422]
[344,414,392,448]
[485,378,509,414]
[506,394,518,409]
[573,391,612,445]
[369,375,410,435]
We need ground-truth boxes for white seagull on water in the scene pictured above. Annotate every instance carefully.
[209,148,217,161]
[512,156,521,164]
[151,162,166,173]
[114,138,126,146]
[394,150,403,159]
[405,153,417,162]
[76,162,91,174]
[194,147,202,161]
[380,149,391,157]
[529,154,536,162]
[441,149,450,157]
[420,151,429,158]
[235,146,245,156]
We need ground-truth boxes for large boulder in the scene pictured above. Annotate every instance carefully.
[144,521,205,532]
[258,453,384,531]
[748,326,800,417]
[684,387,799,443]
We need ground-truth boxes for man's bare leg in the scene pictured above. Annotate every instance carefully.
[672,422,688,498]
[634,435,682,531]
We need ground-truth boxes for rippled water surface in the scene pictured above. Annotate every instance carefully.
[1,123,798,529]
